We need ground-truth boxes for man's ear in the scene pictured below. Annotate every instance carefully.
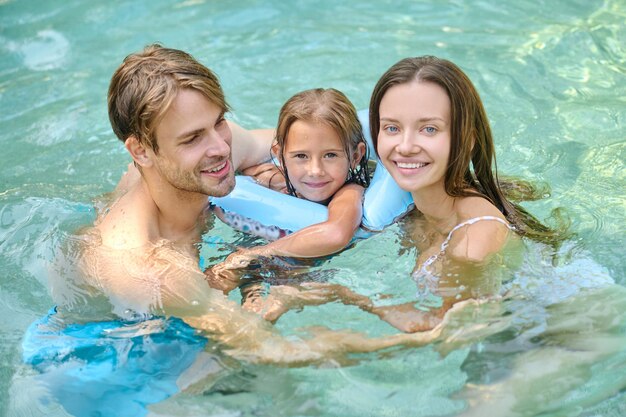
[125,135,153,168]
[351,142,367,168]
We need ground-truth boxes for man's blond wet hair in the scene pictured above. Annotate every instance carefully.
[108,44,229,153]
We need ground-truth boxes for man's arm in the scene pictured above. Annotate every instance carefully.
[228,121,275,172]
[80,240,441,365]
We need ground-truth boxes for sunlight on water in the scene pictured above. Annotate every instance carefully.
[1,0,625,416]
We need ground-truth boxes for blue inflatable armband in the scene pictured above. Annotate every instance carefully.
[358,108,414,230]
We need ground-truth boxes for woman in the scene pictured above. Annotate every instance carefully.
[366,56,567,332]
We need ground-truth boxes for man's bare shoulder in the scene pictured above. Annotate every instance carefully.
[95,183,158,249]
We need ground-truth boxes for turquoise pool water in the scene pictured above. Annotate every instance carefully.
[1,0,625,416]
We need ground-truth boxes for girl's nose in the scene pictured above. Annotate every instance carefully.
[309,158,325,176]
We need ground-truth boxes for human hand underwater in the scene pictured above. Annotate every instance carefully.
[259,283,374,322]
[205,259,248,294]
[217,248,265,271]
[206,248,274,294]
[204,270,240,294]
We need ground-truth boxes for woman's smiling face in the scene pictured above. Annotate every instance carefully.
[376,80,451,196]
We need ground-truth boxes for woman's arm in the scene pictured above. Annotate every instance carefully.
[367,219,512,333]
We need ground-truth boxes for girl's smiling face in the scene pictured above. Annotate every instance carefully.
[282,120,353,203]
[376,80,451,197]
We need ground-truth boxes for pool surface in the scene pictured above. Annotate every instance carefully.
[1,0,625,416]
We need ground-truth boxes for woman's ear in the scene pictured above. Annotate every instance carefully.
[351,142,367,168]
[125,135,153,168]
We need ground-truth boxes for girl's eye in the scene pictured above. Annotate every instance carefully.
[324,152,338,158]
[383,125,399,134]
[294,153,307,159]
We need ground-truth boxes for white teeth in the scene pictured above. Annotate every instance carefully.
[207,161,226,172]
[396,162,427,169]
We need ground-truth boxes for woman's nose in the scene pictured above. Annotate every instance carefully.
[396,132,419,155]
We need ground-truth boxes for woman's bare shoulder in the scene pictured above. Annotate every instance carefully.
[455,196,506,219]
[447,196,511,262]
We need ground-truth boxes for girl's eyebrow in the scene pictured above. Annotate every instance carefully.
[286,147,344,153]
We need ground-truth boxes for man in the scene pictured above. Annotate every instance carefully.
[77,44,440,364]
[104,44,272,257]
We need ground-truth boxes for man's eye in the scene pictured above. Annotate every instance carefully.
[182,135,199,145]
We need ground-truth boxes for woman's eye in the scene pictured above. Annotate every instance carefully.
[423,126,437,135]
[384,125,399,134]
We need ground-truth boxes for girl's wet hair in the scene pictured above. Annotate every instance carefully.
[275,88,370,196]
[370,56,569,245]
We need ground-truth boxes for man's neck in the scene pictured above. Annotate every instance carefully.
[142,178,210,244]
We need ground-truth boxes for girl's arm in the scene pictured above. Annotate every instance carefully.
[209,184,364,317]
[220,183,364,267]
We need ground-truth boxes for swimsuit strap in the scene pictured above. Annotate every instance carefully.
[414,216,511,301]
[421,216,511,269]
[441,215,510,253]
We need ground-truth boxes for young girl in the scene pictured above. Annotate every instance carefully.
[211,88,371,315]
[218,88,369,264]
[364,56,568,332]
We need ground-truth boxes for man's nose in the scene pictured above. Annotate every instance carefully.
[206,129,231,158]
